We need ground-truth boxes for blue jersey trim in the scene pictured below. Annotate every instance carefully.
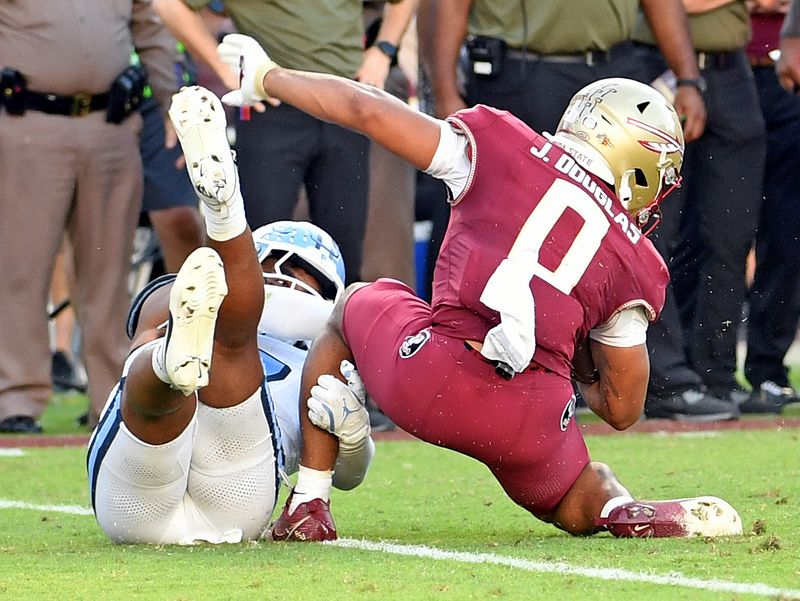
[86,379,124,512]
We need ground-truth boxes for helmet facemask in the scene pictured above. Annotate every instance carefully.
[618,152,682,235]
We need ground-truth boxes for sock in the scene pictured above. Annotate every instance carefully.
[150,337,172,386]
[600,495,635,518]
[289,465,333,513]
[201,187,247,242]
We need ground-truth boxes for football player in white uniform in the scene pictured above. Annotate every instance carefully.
[87,86,373,545]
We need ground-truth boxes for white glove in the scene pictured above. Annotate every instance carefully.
[307,360,370,447]
[216,33,279,107]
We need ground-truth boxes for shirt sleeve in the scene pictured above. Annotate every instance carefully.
[424,120,471,199]
[589,306,649,347]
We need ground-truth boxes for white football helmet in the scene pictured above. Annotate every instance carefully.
[552,78,684,232]
[253,221,346,343]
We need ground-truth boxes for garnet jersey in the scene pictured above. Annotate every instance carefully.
[430,105,669,378]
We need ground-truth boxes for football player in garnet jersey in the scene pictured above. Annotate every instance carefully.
[217,35,743,541]
[87,87,372,544]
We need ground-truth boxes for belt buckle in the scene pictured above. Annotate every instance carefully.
[585,50,595,67]
[697,52,707,70]
[71,92,92,117]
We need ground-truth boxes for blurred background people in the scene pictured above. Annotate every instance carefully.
[49,243,86,395]
[156,0,417,285]
[740,0,800,412]
[634,0,766,420]
[418,0,723,420]
[0,0,181,432]
[360,0,420,288]
[418,0,705,135]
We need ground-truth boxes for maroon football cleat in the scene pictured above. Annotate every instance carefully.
[595,496,742,538]
[269,494,337,542]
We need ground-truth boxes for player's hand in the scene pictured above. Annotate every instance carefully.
[217,33,280,108]
[307,360,370,447]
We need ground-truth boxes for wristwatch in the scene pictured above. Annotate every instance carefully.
[676,76,707,94]
[374,40,399,62]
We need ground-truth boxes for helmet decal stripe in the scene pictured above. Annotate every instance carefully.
[627,117,682,155]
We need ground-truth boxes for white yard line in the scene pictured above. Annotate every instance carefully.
[0,448,25,456]
[2,499,798,599]
[0,499,92,515]
[331,538,800,599]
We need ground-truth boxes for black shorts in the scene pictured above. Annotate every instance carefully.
[139,100,197,213]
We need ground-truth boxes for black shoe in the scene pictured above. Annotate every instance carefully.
[712,386,751,405]
[0,415,43,433]
[52,351,87,392]
[738,381,796,414]
[645,388,740,422]
[365,393,396,432]
[368,407,396,433]
[76,411,90,427]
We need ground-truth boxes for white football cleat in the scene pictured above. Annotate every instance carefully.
[597,496,743,538]
[678,496,743,537]
[164,247,228,396]
[169,86,238,215]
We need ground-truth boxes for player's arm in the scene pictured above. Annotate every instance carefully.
[266,69,440,170]
[576,341,648,430]
[217,35,443,171]
[417,0,471,118]
[306,358,375,490]
[573,306,651,430]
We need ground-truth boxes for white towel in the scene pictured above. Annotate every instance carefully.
[479,251,537,373]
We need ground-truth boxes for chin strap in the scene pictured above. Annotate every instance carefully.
[636,205,662,236]
[617,170,634,208]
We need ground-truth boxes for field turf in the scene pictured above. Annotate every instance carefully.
[1,392,799,600]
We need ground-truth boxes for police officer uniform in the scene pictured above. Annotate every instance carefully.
[0,0,179,430]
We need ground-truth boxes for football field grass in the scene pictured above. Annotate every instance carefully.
[1,395,799,600]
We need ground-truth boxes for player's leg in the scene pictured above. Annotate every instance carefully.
[168,85,264,408]
[89,356,201,544]
[548,461,743,538]
[544,462,632,535]
[452,359,743,539]
[120,244,227,442]
[120,81,264,443]
[95,82,277,542]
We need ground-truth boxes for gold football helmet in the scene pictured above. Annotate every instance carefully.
[555,78,684,231]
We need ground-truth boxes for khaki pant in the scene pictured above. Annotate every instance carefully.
[0,109,143,424]
[360,65,417,286]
